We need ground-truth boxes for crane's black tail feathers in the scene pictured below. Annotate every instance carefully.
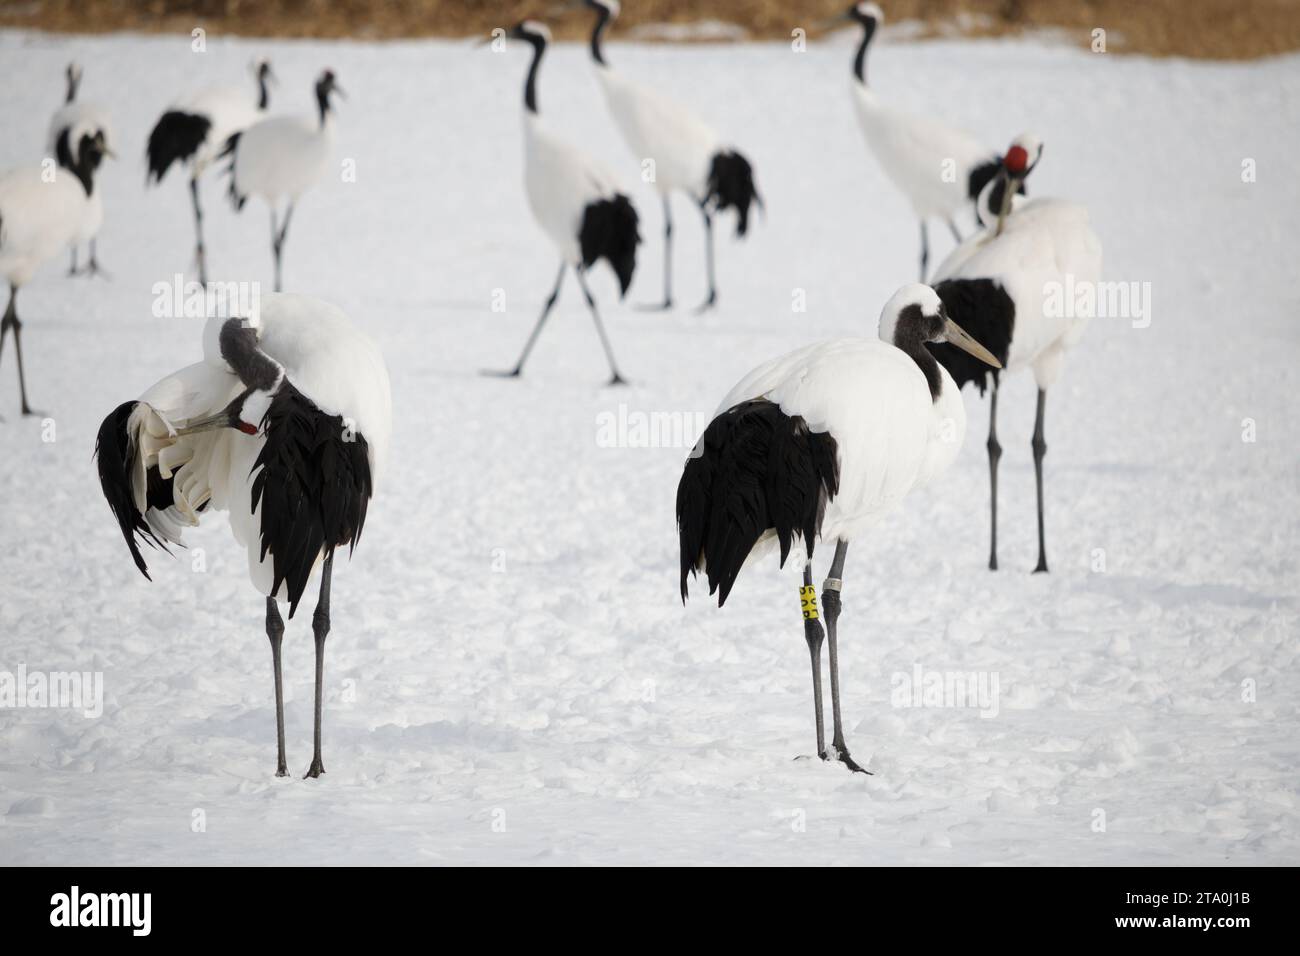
[706,149,762,237]
[251,383,373,618]
[929,278,1017,394]
[145,111,211,185]
[677,399,839,607]
[94,401,173,580]
[220,132,247,211]
[579,194,640,296]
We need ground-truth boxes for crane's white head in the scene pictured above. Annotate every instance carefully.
[581,0,621,17]
[852,2,884,25]
[879,284,1002,370]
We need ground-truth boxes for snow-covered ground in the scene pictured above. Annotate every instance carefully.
[0,28,1296,866]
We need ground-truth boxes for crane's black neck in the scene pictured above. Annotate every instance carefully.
[522,36,547,114]
[854,20,877,85]
[219,318,284,393]
[54,129,99,197]
[257,70,271,110]
[65,67,79,104]
[590,6,613,66]
[893,305,944,401]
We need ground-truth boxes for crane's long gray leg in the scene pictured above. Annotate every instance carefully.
[987,378,1002,571]
[0,288,39,416]
[801,563,827,761]
[1032,388,1049,574]
[488,263,566,378]
[68,246,79,277]
[823,541,870,774]
[266,597,288,777]
[575,268,627,386]
[920,220,930,281]
[272,202,295,293]
[638,196,674,311]
[304,553,333,779]
[83,238,109,279]
[947,217,962,244]
[695,202,717,313]
[191,176,207,285]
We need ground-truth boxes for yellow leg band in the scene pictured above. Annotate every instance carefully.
[800,585,819,621]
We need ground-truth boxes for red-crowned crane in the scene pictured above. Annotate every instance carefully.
[484,21,640,385]
[94,293,392,778]
[47,62,114,278]
[574,0,760,312]
[224,70,341,294]
[147,59,275,285]
[928,134,1103,573]
[677,283,1001,772]
[0,128,114,416]
[831,3,1019,279]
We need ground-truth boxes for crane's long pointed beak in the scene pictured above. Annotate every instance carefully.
[943,318,1002,369]
[173,413,257,437]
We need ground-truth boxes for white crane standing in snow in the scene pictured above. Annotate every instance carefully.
[94,293,392,778]
[485,21,640,385]
[928,134,1102,573]
[0,127,114,416]
[147,59,275,285]
[223,69,341,294]
[574,0,761,312]
[47,62,114,278]
[831,3,1018,279]
[677,284,1001,772]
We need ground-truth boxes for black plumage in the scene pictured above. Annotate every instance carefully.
[94,401,171,579]
[146,110,212,184]
[677,399,839,606]
[929,278,1016,394]
[970,158,1027,228]
[250,383,373,617]
[706,149,762,237]
[579,194,640,295]
[220,131,248,211]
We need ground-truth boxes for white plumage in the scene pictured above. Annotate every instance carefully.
[46,63,113,277]
[226,70,342,292]
[0,129,111,414]
[579,0,760,311]
[96,291,391,778]
[928,133,1102,572]
[678,283,1001,772]
[837,3,1005,278]
[487,20,638,385]
[146,58,274,284]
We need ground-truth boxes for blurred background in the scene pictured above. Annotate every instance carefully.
[1,0,1298,58]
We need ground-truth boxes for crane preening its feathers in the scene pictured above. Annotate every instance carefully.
[94,293,392,778]
[928,133,1102,573]
[484,20,640,385]
[568,0,762,312]
[146,58,276,284]
[677,283,1001,772]
[830,2,1023,280]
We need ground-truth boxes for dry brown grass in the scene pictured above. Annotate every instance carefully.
[2,0,1298,59]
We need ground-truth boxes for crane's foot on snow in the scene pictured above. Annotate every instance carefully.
[77,260,112,280]
[606,372,628,386]
[635,299,673,312]
[480,367,523,379]
[693,292,718,315]
[831,747,873,775]
[303,758,326,779]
